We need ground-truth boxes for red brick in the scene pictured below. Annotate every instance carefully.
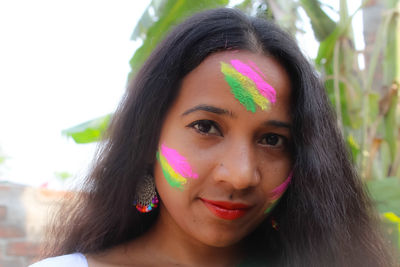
[6,241,41,257]
[0,185,11,191]
[0,206,6,220]
[0,226,24,238]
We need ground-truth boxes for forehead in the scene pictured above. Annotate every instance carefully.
[174,50,291,120]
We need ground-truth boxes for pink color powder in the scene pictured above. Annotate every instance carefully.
[270,172,292,200]
[247,60,267,80]
[160,144,198,179]
[230,59,276,103]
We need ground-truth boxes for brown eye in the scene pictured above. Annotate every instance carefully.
[188,120,222,136]
[259,133,285,147]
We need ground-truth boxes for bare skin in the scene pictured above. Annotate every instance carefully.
[86,50,292,266]
[87,216,245,267]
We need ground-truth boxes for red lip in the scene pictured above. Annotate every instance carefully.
[200,198,251,220]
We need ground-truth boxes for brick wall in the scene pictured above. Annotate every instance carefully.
[0,182,63,267]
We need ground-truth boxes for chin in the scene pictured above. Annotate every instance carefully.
[196,229,247,248]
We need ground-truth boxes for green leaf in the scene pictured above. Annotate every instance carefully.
[384,92,399,161]
[62,114,112,144]
[382,142,392,179]
[347,134,360,161]
[368,92,380,123]
[383,7,400,85]
[130,4,156,41]
[324,78,354,128]
[339,83,352,127]
[367,177,400,215]
[299,0,336,42]
[54,171,73,181]
[128,0,229,79]
[315,1,360,68]
[381,212,400,253]
[233,0,253,12]
[315,26,341,67]
[385,0,400,10]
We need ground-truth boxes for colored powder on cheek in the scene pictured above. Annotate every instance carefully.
[157,152,186,189]
[230,59,276,103]
[270,172,292,200]
[161,144,198,179]
[157,144,198,190]
[264,172,292,214]
[264,198,280,214]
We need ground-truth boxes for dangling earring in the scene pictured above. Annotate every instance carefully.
[271,217,279,231]
[133,174,159,213]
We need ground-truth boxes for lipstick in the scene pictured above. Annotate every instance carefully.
[200,198,251,220]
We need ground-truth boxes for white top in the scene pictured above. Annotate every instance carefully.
[29,253,88,267]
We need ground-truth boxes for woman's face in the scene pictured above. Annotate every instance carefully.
[154,50,292,248]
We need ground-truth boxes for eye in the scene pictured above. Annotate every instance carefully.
[259,133,286,148]
[187,120,222,136]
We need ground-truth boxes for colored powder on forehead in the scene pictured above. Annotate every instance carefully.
[221,62,269,111]
[248,60,267,80]
[230,59,276,103]
[223,72,256,112]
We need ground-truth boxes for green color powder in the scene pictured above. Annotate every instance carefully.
[223,75,256,113]
[156,152,184,190]
[264,198,281,214]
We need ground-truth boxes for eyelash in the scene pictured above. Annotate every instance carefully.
[187,120,288,149]
[187,120,223,137]
[258,133,287,149]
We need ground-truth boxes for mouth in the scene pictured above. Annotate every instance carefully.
[200,198,251,220]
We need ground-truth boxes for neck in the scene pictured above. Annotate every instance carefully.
[138,207,246,266]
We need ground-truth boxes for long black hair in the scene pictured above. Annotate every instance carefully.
[45,8,394,266]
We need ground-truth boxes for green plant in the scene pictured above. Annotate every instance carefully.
[63,0,400,252]
[129,0,229,79]
[62,114,112,144]
[381,212,400,259]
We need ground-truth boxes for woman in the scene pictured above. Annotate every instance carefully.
[31,8,394,266]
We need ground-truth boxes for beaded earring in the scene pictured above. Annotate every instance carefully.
[133,174,159,213]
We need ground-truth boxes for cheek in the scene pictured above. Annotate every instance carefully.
[156,143,199,190]
[263,172,292,214]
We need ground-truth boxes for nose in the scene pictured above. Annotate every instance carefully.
[213,143,260,190]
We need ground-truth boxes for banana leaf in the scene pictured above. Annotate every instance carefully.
[62,114,111,144]
[128,0,229,80]
[299,0,336,42]
[367,177,400,215]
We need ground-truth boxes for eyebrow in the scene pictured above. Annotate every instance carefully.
[181,105,291,129]
[264,120,291,129]
[181,104,234,117]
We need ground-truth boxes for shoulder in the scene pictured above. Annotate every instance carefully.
[29,253,88,267]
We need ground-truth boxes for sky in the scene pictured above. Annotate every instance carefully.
[0,0,362,189]
[0,0,150,188]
